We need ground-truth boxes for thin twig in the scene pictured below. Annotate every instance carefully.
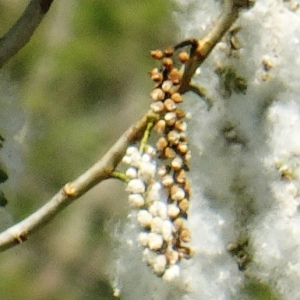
[177,0,249,93]
[0,0,54,69]
[0,112,149,252]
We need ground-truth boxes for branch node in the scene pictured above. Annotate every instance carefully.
[63,183,77,198]
[15,231,28,244]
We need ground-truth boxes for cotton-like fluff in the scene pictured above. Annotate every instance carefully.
[112,1,300,299]
[177,1,300,299]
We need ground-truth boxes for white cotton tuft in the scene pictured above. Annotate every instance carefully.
[112,1,300,299]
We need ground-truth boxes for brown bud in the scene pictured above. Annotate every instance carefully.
[171,156,183,171]
[164,112,177,126]
[179,51,190,63]
[175,169,187,184]
[184,180,191,198]
[175,108,186,119]
[151,50,164,59]
[164,99,177,111]
[179,132,188,142]
[150,101,165,113]
[151,72,163,82]
[171,93,183,103]
[184,150,191,167]
[156,137,168,152]
[162,58,173,68]
[162,174,174,187]
[167,130,180,145]
[177,142,188,154]
[164,47,174,57]
[150,88,165,101]
[173,218,184,230]
[164,147,176,159]
[179,198,189,213]
[162,80,173,93]
[165,250,179,265]
[168,68,181,84]
[180,228,191,243]
[170,185,185,201]
[174,120,187,132]
[154,119,166,134]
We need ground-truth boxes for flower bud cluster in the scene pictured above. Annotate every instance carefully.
[122,48,192,281]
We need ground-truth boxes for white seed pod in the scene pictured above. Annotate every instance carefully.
[164,112,177,126]
[138,161,156,183]
[126,146,139,156]
[146,182,162,203]
[170,185,185,201]
[149,201,167,218]
[164,99,177,111]
[130,151,142,168]
[138,232,149,247]
[126,179,145,193]
[142,153,152,162]
[162,174,174,187]
[162,220,173,242]
[154,119,166,134]
[152,255,167,275]
[145,145,156,157]
[125,167,138,179]
[162,265,180,282]
[157,166,167,177]
[137,210,153,228]
[162,80,173,93]
[148,233,164,250]
[171,156,183,171]
[122,155,131,165]
[143,248,156,264]
[166,250,179,265]
[128,193,145,208]
[150,88,165,101]
[174,120,187,132]
[150,101,165,113]
[167,130,180,145]
[151,216,164,233]
[167,204,180,218]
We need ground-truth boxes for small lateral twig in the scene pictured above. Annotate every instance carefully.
[177,0,249,93]
[0,112,150,252]
[0,0,54,69]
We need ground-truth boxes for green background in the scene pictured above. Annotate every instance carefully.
[0,1,174,299]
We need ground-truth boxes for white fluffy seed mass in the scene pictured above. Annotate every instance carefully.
[111,1,300,299]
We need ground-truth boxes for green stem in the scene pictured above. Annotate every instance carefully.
[139,120,155,153]
[110,171,128,182]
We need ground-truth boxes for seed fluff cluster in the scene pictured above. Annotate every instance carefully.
[122,48,192,281]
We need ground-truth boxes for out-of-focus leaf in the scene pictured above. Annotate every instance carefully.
[0,190,7,207]
[0,167,8,183]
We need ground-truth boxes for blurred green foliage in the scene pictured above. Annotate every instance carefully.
[0,1,175,299]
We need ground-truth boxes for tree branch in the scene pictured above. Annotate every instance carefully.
[0,112,150,252]
[0,0,54,69]
[0,0,250,253]
[177,0,249,93]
